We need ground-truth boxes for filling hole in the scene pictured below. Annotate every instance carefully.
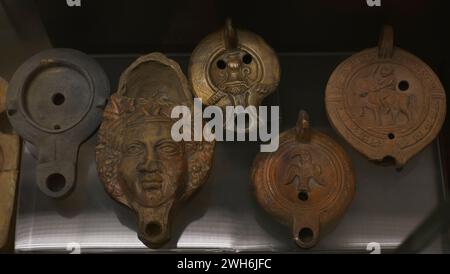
[398,80,409,91]
[298,191,309,201]
[52,93,65,106]
[243,54,253,64]
[216,60,226,70]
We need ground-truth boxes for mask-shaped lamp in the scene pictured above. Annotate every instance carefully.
[96,53,215,248]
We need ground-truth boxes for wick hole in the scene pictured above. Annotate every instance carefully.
[46,173,66,193]
[145,222,162,238]
[299,228,314,243]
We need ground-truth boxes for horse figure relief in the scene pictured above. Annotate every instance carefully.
[326,25,446,167]
[355,65,416,126]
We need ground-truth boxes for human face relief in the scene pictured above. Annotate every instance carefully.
[118,121,187,208]
[210,49,256,95]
